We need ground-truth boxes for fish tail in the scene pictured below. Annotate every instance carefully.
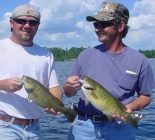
[63,108,77,122]
[131,113,144,122]
[126,113,144,129]
[127,115,138,129]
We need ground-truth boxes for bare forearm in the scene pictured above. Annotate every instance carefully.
[0,80,4,90]
[113,94,151,122]
[126,94,151,112]
[0,78,22,92]
[49,86,62,101]
[63,83,77,97]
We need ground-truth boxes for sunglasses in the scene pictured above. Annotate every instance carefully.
[13,18,40,26]
[93,20,116,28]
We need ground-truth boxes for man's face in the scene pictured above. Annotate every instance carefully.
[10,16,40,44]
[93,20,119,43]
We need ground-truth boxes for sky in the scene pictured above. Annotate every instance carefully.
[0,0,155,50]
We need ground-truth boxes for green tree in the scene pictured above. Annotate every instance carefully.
[46,47,86,61]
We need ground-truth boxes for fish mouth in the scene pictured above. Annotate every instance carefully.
[19,75,26,84]
[78,77,94,90]
[78,76,87,84]
[78,79,84,84]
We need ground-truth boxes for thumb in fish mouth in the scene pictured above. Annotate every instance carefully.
[11,77,23,86]
[78,79,84,84]
[78,76,87,84]
[19,75,26,84]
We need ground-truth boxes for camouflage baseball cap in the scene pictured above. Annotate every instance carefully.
[86,2,129,23]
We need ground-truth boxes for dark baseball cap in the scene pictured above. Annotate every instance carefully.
[11,4,41,21]
[86,2,129,23]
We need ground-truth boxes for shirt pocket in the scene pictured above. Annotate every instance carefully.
[118,73,139,91]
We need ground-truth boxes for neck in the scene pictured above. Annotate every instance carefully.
[103,37,124,53]
[10,36,33,47]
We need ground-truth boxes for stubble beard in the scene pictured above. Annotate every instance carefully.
[20,34,33,42]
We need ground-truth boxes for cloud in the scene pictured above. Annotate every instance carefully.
[128,14,155,30]
[30,0,103,32]
[29,0,103,48]
[125,0,155,50]
[0,0,155,50]
[0,12,11,39]
[131,0,155,14]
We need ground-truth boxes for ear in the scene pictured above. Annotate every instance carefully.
[10,18,14,28]
[118,21,126,32]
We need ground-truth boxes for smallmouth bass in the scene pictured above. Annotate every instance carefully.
[20,75,77,122]
[78,76,144,129]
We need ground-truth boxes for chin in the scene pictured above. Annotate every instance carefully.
[98,38,105,42]
[21,36,32,41]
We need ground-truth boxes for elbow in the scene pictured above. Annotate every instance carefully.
[147,96,151,105]
[145,95,151,106]
[140,95,151,109]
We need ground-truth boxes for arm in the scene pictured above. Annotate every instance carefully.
[126,94,151,111]
[63,75,81,97]
[0,77,22,92]
[113,94,151,122]
[49,86,62,101]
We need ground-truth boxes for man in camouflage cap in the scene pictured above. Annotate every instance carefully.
[64,1,154,140]
[86,1,130,38]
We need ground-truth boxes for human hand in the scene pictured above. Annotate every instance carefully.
[0,77,23,92]
[63,76,81,97]
[45,108,61,115]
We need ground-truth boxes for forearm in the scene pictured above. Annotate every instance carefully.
[126,94,151,112]
[0,80,4,90]
[0,78,22,92]
[63,83,77,97]
[49,86,63,101]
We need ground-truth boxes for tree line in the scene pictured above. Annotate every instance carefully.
[139,49,155,58]
[46,47,87,61]
[45,47,155,61]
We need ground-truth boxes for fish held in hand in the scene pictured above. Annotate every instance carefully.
[20,75,77,122]
[78,76,144,129]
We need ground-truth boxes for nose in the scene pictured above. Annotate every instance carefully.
[23,22,31,27]
[95,27,100,32]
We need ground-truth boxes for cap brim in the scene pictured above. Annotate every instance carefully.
[86,14,115,22]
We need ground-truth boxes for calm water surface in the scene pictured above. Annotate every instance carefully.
[40,59,155,140]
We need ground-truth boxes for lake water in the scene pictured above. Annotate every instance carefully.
[40,59,155,140]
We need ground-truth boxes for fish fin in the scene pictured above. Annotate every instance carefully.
[85,98,90,105]
[131,113,144,122]
[63,108,77,122]
[27,96,33,102]
[125,113,140,129]
[105,114,113,122]
[27,92,38,102]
